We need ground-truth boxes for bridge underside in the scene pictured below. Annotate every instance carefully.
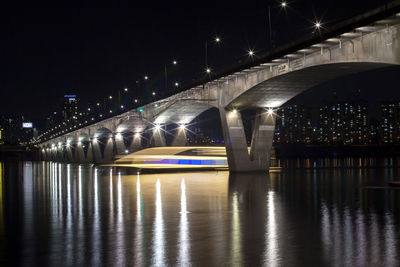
[228,62,392,109]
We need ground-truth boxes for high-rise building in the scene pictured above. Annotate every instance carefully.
[380,101,400,143]
[274,105,314,144]
[318,102,370,144]
[62,95,79,122]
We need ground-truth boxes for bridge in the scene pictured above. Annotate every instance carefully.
[36,2,400,172]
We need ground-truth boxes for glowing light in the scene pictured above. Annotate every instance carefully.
[144,75,149,80]
[109,96,113,99]
[116,133,122,139]
[139,108,143,113]
[135,132,141,138]
[93,137,97,142]
[97,103,100,106]
[125,150,129,154]
[110,110,113,113]
[121,105,124,109]
[134,99,138,103]
[215,36,221,43]
[175,82,179,87]
[173,60,177,65]
[124,88,128,92]
[155,124,161,130]
[206,68,211,73]
[248,50,255,56]
[315,21,321,29]
[152,91,156,96]
[88,108,91,111]
[179,124,186,130]
[281,1,286,7]
[267,108,274,115]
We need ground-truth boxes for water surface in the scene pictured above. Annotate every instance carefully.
[0,160,399,266]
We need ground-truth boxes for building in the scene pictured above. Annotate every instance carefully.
[318,102,370,144]
[274,105,314,144]
[0,116,35,145]
[380,101,400,144]
[62,95,79,122]
[273,102,374,145]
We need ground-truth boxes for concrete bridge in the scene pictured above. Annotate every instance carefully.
[37,2,400,171]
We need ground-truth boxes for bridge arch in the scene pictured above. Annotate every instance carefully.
[228,62,393,109]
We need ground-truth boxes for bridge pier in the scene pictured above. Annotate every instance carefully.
[219,107,275,172]
[114,134,126,154]
[130,133,143,152]
[172,127,187,146]
[151,127,166,147]
[250,109,276,168]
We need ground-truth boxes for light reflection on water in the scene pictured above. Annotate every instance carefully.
[0,160,399,266]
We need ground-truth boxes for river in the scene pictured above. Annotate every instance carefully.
[0,159,399,266]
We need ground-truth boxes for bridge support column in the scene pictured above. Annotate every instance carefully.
[130,133,143,152]
[172,127,187,146]
[219,107,275,172]
[114,135,126,155]
[250,109,276,167]
[151,128,166,147]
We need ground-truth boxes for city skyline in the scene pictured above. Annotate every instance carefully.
[1,1,398,121]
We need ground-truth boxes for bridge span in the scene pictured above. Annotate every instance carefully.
[36,2,400,171]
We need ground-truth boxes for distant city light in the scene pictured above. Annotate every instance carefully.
[173,60,177,65]
[281,1,287,7]
[124,88,128,92]
[152,91,156,96]
[315,21,321,29]
[144,75,149,80]
[206,68,211,73]
[175,82,179,86]
[215,36,221,43]
[109,96,113,99]
[248,50,255,56]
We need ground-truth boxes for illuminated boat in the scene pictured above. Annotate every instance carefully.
[114,146,228,170]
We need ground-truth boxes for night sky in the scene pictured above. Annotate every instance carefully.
[1,1,399,127]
